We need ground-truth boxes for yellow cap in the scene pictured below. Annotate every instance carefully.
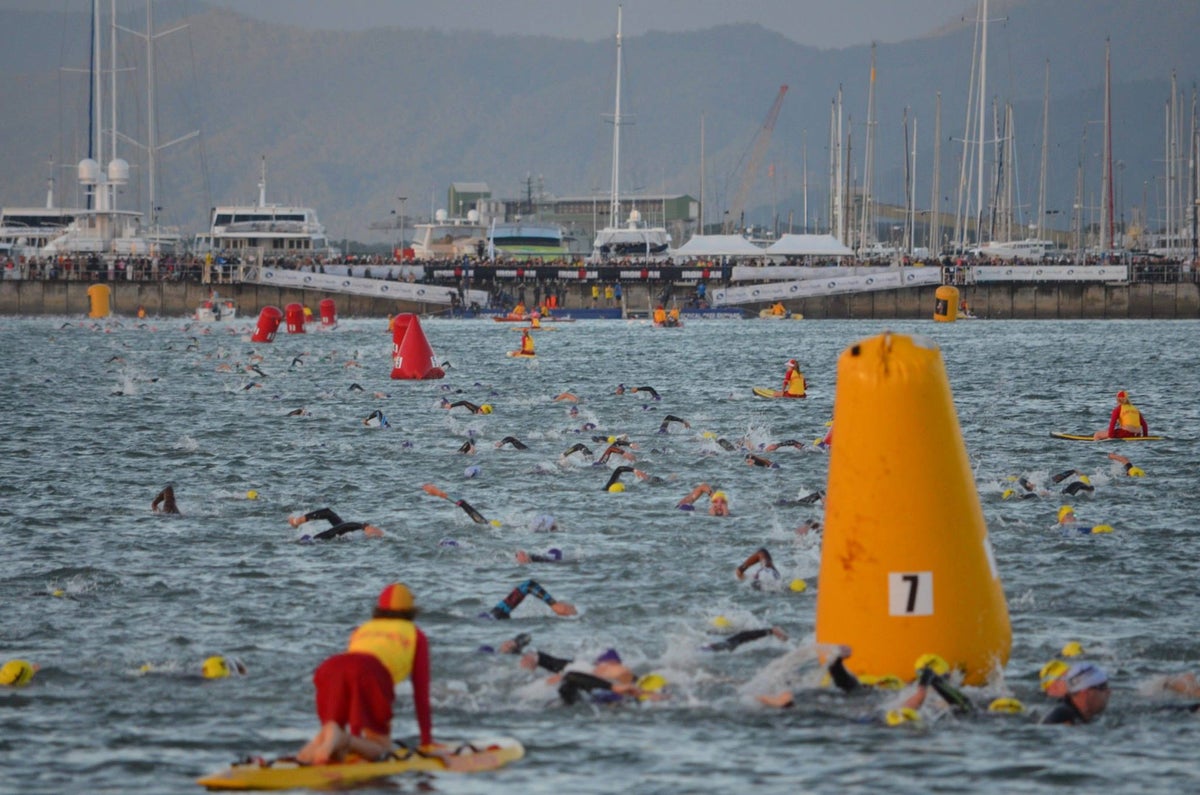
[202,656,230,679]
[480,404,493,414]
[489,519,503,527]
[51,588,66,598]
[914,653,950,677]
[789,578,807,592]
[711,491,728,502]
[701,431,715,439]
[1091,524,1114,534]
[1061,641,1084,657]
[1078,475,1091,486]
[637,673,667,693]
[1001,489,1015,500]
[711,615,731,629]
[0,660,36,687]
[607,435,616,443]
[608,483,625,493]
[246,490,259,500]
[859,674,904,690]
[1039,659,1070,688]
[885,707,920,726]
[1128,466,1146,477]
[987,697,1025,714]
[1057,505,1075,522]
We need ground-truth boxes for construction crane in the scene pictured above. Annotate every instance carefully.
[725,85,788,234]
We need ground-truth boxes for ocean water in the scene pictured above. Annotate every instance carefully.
[2,314,1198,795]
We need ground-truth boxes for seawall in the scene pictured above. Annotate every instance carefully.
[1,280,1198,319]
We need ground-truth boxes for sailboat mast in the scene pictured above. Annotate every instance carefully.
[930,92,941,253]
[1037,60,1050,241]
[802,128,809,233]
[608,5,623,229]
[1101,39,1113,252]
[147,0,157,227]
[858,44,877,252]
[699,112,705,234]
[976,0,989,244]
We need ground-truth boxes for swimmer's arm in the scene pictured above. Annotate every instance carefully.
[303,508,343,527]
[531,651,572,673]
[313,521,366,540]
[828,656,862,693]
[558,671,614,705]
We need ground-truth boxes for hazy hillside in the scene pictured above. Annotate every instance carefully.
[0,0,1197,243]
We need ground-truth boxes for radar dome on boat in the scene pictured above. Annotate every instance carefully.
[78,158,101,184]
[467,209,479,223]
[107,158,129,184]
[435,209,448,222]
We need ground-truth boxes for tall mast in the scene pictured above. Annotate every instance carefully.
[699,112,705,234]
[1101,39,1113,252]
[608,5,623,228]
[976,0,989,244]
[828,99,837,235]
[858,43,877,252]
[1037,60,1050,240]
[802,128,809,233]
[835,87,845,243]
[930,92,941,252]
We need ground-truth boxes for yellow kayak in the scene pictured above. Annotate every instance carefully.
[197,737,524,790]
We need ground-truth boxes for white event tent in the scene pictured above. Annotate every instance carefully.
[672,234,766,258]
[763,234,855,257]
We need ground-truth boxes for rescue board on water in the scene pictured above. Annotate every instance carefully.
[197,737,524,790]
[506,351,537,358]
[752,387,805,399]
[1049,432,1166,442]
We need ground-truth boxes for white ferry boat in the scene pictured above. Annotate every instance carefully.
[970,239,1052,261]
[409,209,487,261]
[194,158,336,259]
[488,220,568,260]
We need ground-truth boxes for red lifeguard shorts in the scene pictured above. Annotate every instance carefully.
[313,652,394,736]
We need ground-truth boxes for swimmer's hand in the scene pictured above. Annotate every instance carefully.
[288,516,304,528]
[551,602,577,617]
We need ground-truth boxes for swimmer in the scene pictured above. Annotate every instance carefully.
[795,519,823,536]
[248,364,267,378]
[553,392,581,403]
[348,383,365,392]
[201,655,248,679]
[444,400,493,415]
[457,440,477,454]
[290,508,385,541]
[709,491,730,515]
[735,548,780,587]
[1094,390,1150,440]
[745,453,779,469]
[714,437,738,451]
[152,485,181,515]
[286,408,310,417]
[676,483,714,510]
[560,442,594,462]
[241,381,262,391]
[1107,452,1146,477]
[485,579,576,620]
[631,386,661,400]
[515,548,564,564]
[363,409,391,428]
[290,355,305,368]
[555,649,666,705]
[657,414,690,434]
[702,626,787,652]
[596,443,635,464]
[776,490,824,507]
[478,632,533,656]
[529,514,558,533]
[495,436,529,450]
[762,439,806,452]
[603,466,637,492]
[1041,663,1110,725]
[453,498,491,525]
[632,468,667,485]
[1056,505,1113,535]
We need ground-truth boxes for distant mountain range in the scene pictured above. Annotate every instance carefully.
[0,0,1197,243]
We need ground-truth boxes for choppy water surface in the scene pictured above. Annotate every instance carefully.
[2,314,1198,794]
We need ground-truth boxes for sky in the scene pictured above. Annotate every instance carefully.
[198,0,979,49]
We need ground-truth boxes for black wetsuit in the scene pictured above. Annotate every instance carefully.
[658,415,688,433]
[604,466,636,491]
[496,436,529,450]
[488,579,558,619]
[300,508,369,540]
[701,628,777,652]
[558,672,622,705]
[1040,698,1087,725]
[561,443,594,460]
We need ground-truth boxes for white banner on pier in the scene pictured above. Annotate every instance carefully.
[711,267,941,306]
[260,268,489,306]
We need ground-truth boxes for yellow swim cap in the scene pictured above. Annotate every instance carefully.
[489,519,503,527]
[608,483,625,493]
[1091,524,1114,534]
[789,578,808,593]
[914,653,950,677]
[1039,659,1070,689]
[1128,466,1146,477]
[1057,505,1075,522]
[607,435,617,444]
[480,404,493,415]
[885,707,920,726]
[1001,489,1015,500]
[987,697,1025,714]
[711,491,727,502]
[1061,641,1084,657]
[711,615,731,629]
[637,673,667,693]
[51,588,66,598]
[246,490,259,500]
[0,660,36,687]
[1078,475,1091,486]
[702,431,715,439]
[202,656,230,679]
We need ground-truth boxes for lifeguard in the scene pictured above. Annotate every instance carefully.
[782,359,807,398]
[1093,390,1149,439]
[770,302,787,317]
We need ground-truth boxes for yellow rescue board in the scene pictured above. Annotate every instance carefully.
[506,351,537,358]
[752,387,805,399]
[197,738,523,791]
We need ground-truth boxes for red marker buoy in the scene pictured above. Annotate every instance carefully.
[319,298,337,327]
[390,313,445,379]
[284,303,305,334]
[250,306,282,343]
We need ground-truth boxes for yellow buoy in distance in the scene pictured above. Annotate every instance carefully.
[815,333,1011,686]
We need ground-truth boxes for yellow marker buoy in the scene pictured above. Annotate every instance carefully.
[815,333,1011,686]
[87,284,112,319]
[933,285,959,322]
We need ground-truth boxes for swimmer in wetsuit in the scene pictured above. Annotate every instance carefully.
[290,508,384,540]
[735,548,780,588]
[596,443,635,464]
[443,400,494,415]
[363,409,390,428]
[495,436,529,450]
[745,453,778,469]
[763,439,806,452]
[560,442,594,463]
[485,580,576,619]
[515,548,564,564]
[657,414,690,433]
[631,386,661,400]
[702,626,788,652]
[151,485,181,515]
